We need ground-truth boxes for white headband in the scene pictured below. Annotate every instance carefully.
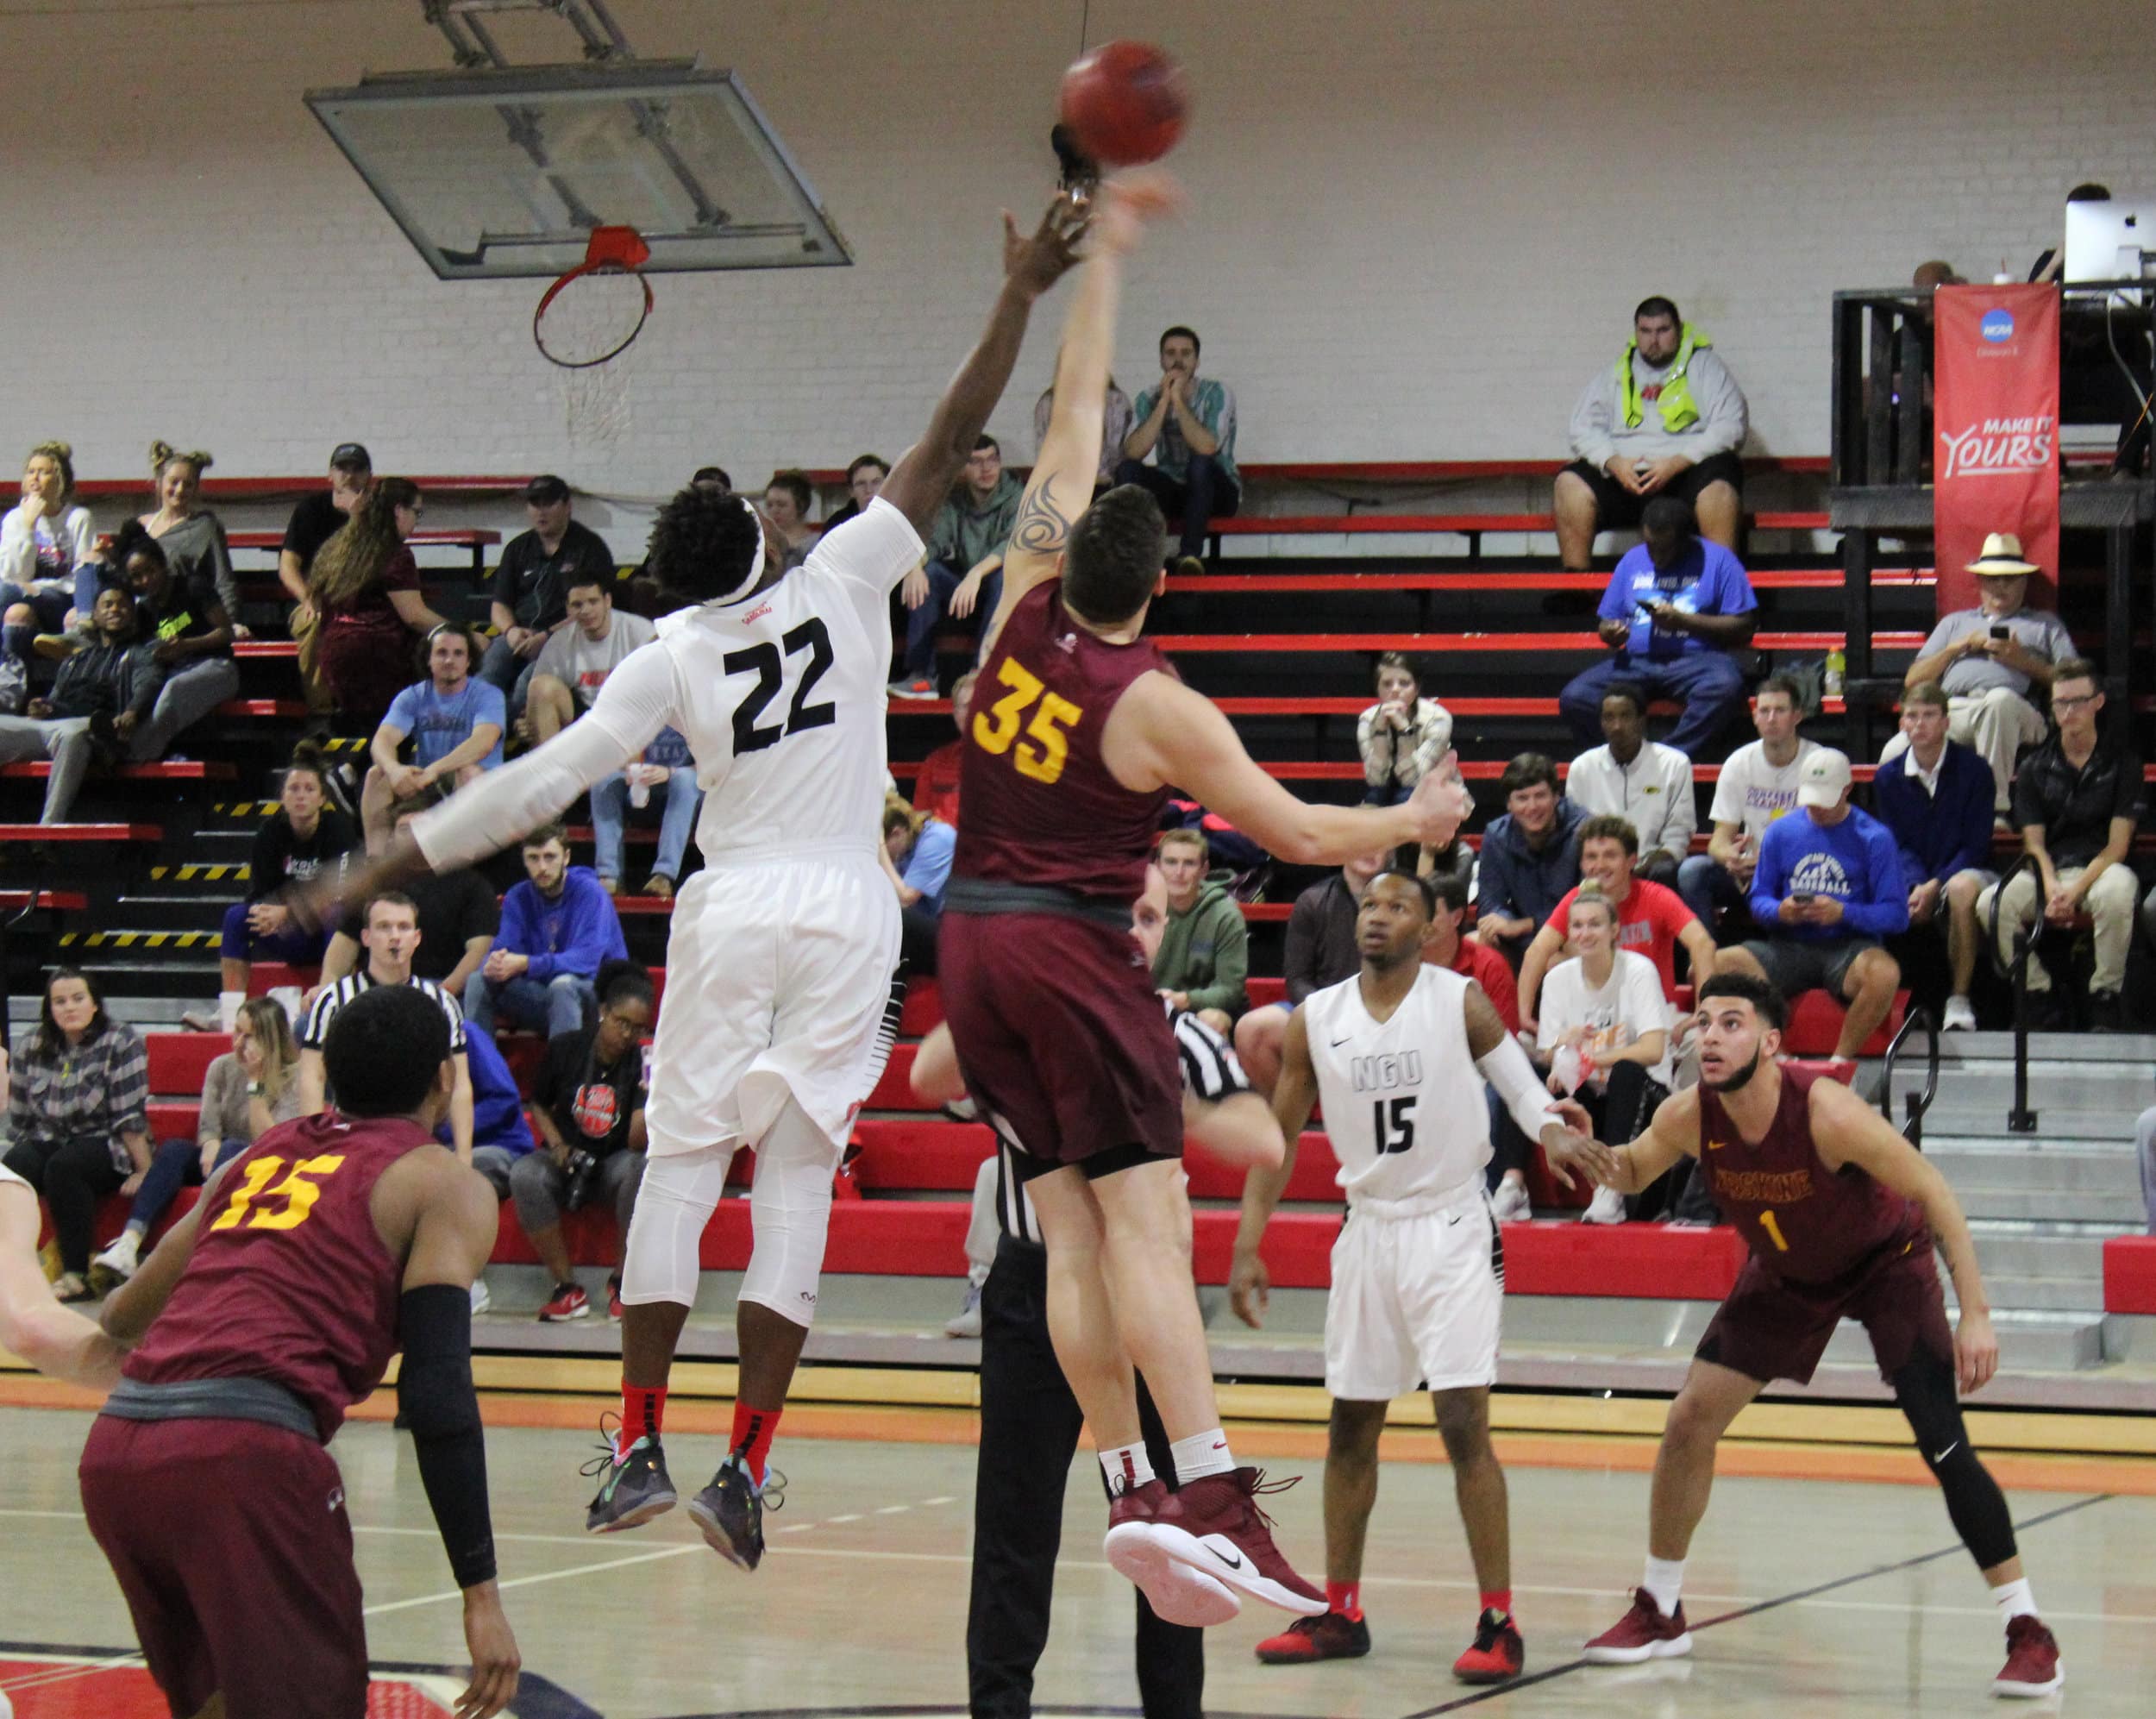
[711,495,769,606]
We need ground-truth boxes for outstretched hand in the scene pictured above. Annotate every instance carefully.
[1405,750,1475,849]
[1002,197,1091,299]
[1087,167,1184,258]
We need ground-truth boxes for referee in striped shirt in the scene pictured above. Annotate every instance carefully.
[913,865,1284,1719]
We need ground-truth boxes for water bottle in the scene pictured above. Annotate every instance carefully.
[1824,646,1846,698]
[628,766,650,810]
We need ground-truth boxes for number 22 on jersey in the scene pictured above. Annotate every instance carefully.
[210,1154,347,1233]
[974,657,1083,786]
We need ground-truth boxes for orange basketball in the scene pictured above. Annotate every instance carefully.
[1058,41,1188,167]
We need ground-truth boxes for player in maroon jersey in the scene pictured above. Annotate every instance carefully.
[937,175,1475,1627]
[81,984,521,1719]
[1576,971,2062,1698]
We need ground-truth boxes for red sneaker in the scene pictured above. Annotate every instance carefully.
[1148,1468,1326,1615]
[1994,1615,2063,1697]
[607,1277,624,1322]
[1255,1610,1369,1664]
[1583,1589,1691,1664]
[539,1283,591,1322]
[1102,1478,1239,1627]
[1452,1608,1524,1684]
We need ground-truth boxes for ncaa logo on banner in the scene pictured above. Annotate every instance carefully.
[1980,308,2015,343]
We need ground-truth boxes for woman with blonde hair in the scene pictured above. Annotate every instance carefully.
[90,996,304,1286]
[308,476,451,726]
[140,442,243,630]
[2,442,97,683]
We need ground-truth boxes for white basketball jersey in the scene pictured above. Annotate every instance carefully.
[1301,963,1491,1204]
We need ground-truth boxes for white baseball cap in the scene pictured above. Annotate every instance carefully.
[1797,748,1853,809]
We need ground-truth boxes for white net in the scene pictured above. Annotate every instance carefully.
[536,265,650,449]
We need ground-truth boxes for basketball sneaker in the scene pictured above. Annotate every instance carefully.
[606,1275,624,1321]
[1452,1608,1524,1683]
[1144,1468,1326,1616]
[1254,1610,1369,1664]
[1583,1589,1692,1663]
[1103,1478,1240,1627]
[583,1427,677,1534]
[539,1283,590,1322]
[1993,1615,2063,1697]
[1489,1177,1532,1224]
[887,676,938,702]
[687,1453,785,1571]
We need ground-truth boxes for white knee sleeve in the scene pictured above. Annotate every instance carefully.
[618,1143,736,1308]
[739,1096,841,1328]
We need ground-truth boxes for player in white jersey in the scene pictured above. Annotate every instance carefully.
[1231,869,1611,1684]
[312,196,1089,1567]
[1,1160,126,1389]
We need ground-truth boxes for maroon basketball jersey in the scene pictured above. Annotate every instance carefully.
[123,1114,436,1440]
[953,581,1177,904]
[1695,1067,1921,1286]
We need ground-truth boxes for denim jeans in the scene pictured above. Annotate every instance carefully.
[590,766,702,885]
[1677,852,1754,938]
[128,1137,248,1235]
[128,655,240,761]
[1559,650,1747,760]
[1112,454,1241,558]
[464,969,593,1038]
[902,560,1002,681]
[478,634,543,715]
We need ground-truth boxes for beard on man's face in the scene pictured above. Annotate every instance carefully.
[1704,1045,1763,1094]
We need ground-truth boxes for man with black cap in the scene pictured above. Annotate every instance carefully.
[280,442,373,715]
[482,475,616,713]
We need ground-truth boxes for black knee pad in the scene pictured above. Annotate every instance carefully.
[1891,1349,2017,1571]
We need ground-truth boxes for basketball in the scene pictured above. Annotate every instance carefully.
[1058,41,1188,166]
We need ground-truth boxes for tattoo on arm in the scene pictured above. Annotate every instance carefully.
[1011,480,1075,557]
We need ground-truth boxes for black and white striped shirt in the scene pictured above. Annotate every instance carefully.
[299,970,467,1057]
[990,1004,1249,1245]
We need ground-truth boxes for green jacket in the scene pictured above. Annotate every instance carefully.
[1150,870,1249,1016]
[928,471,1024,570]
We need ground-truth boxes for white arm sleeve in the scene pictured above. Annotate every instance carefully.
[411,644,674,873]
[1476,1032,1563,1144]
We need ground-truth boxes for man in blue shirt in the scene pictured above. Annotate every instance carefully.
[1559,496,1758,759]
[887,796,957,976]
[360,623,506,848]
[464,819,630,1038]
[1474,753,1586,968]
[1716,749,1908,1066]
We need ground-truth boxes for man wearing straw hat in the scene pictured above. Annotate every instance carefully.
[1888,533,2073,814]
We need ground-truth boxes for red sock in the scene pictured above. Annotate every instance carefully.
[1480,1588,1513,1622]
[618,1384,667,1458]
[1326,1580,1363,1622]
[731,1399,782,1485]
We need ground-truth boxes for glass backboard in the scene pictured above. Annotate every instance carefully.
[305,59,851,279]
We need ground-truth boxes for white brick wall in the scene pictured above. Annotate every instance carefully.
[1,0,2147,518]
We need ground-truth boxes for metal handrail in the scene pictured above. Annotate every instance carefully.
[0,890,49,1061]
[1983,850,2046,1133]
[1877,1006,1940,1150]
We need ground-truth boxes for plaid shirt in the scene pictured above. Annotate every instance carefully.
[7,1019,150,1172]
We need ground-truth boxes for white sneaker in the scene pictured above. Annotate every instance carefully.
[91,1231,141,1283]
[1489,1178,1531,1224]
[944,1283,983,1338]
[1583,1185,1627,1226]
[1943,995,1977,1032]
[469,1279,492,1315]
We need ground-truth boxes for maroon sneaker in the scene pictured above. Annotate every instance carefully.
[1994,1614,2063,1697]
[1255,1610,1370,1664]
[1147,1468,1326,1616]
[1103,1478,1240,1627]
[607,1276,624,1322]
[1583,1589,1692,1663]
[1452,1608,1524,1684]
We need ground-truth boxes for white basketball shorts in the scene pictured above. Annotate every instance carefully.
[644,848,900,1159]
[1325,1178,1504,1401]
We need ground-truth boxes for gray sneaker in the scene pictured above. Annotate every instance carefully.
[583,1431,678,1534]
[945,1283,984,1339]
[686,1454,785,1570]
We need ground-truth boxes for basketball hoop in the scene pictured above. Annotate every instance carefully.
[536,225,651,447]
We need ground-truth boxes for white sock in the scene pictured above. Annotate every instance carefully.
[1991,1577,2037,1623]
[1643,1555,1686,1616]
[217,990,243,1033]
[1100,1441,1156,1496]
[1170,1428,1237,1484]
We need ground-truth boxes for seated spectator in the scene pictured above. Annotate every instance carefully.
[763,468,823,569]
[527,576,656,739]
[1117,323,1239,574]
[90,999,302,1285]
[1888,533,2071,814]
[464,821,629,1039]
[1234,849,1389,1094]
[140,442,241,625]
[319,788,498,999]
[484,474,617,708]
[1150,829,1249,1035]
[360,622,505,847]
[1555,297,1748,569]
[820,454,889,534]
[1564,681,1697,885]
[108,523,241,762]
[1517,815,1716,1030]
[279,442,372,716]
[515,961,655,1322]
[308,478,451,729]
[1535,885,1673,1225]
[1977,659,2142,1032]
[1,969,150,1302]
[912,671,975,828]
[1559,496,1756,757]
[1357,650,1454,806]
[1475,753,1586,965]
[1716,750,1908,1067]
[1,442,97,637]
[0,587,162,825]
[593,727,700,901]
[891,436,1022,700]
[1871,681,1998,1032]
[886,792,957,978]
[1677,675,1818,938]
[192,742,357,1034]
[1036,367,1135,490]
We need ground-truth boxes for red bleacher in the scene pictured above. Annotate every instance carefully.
[2104,1237,2156,1315]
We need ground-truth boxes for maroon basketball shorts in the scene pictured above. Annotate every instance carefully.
[1695,1230,1956,1387]
[939,908,1183,1173]
[78,1415,369,1718]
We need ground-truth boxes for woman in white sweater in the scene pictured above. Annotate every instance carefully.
[1357,649,1454,806]
[2,440,97,641]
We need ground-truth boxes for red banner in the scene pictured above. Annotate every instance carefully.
[1932,284,2060,611]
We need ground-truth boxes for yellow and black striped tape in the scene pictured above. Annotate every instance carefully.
[59,930,220,950]
[151,865,250,883]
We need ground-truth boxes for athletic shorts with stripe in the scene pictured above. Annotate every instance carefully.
[1326,1178,1504,1401]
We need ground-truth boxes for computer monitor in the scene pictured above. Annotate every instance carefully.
[2064,198,2154,284]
